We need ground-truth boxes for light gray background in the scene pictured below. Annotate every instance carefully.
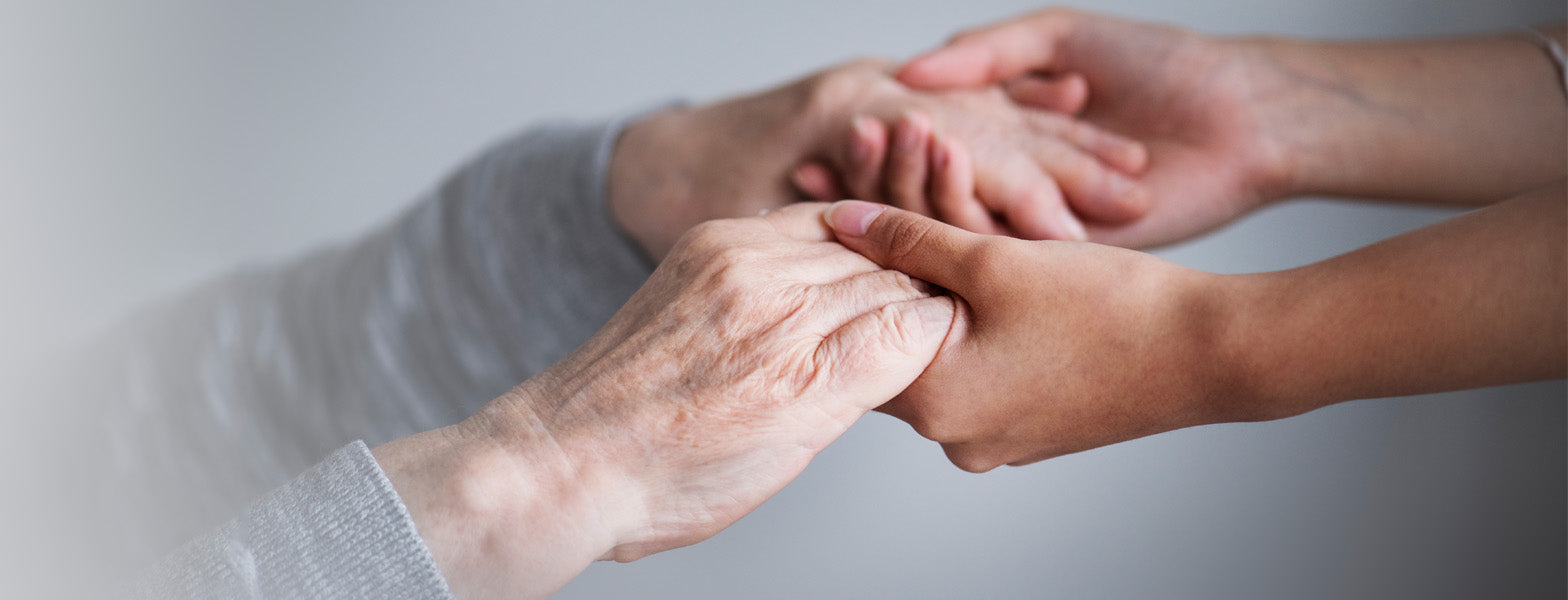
[3,1,1563,598]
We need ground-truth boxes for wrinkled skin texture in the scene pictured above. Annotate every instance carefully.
[507,203,956,557]
[381,203,958,599]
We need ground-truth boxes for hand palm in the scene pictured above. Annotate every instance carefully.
[1065,36,1281,248]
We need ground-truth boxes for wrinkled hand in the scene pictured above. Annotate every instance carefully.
[825,200,1236,471]
[609,58,1148,260]
[377,203,957,599]
[897,8,1298,248]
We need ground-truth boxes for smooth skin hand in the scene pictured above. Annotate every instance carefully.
[372,203,957,599]
[867,9,1568,248]
[609,59,1149,259]
[824,193,1565,472]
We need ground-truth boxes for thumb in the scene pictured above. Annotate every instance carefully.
[824,200,981,289]
[816,295,957,414]
[897,11,1075,89]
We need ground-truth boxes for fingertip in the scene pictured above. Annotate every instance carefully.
[1068,165,1151,224]
[1061,211,1089,242]
[982,166,1084,241]
[1058,73,1090,114]
[1016,194,1087,242]
[1123,142,1149,174]
[1005,73,1089,114]
[825,200,888,238]
[1100,135,1149,175]
[791,162,842,201]
[1066,121,1148,176]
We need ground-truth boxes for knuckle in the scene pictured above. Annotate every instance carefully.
[679,220,739,256]
[705,244,763,286]
[804,58,895,116]
[1062,118,1092,144]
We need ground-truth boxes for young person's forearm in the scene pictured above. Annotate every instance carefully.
[1251,26,1566,204]
[1218,185,1566,420]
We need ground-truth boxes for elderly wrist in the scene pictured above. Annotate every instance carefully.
[375,389,638,598]
[468,382,648,553]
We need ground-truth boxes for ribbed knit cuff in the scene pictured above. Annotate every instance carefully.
[132,441,453,599]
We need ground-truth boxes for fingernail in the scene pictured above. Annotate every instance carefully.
[826,200,887,237]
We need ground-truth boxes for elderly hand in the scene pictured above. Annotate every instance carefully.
[823,200,1233,472]
[374,203,957,599]
[609,58,1148,260]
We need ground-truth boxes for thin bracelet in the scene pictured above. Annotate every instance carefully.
[1521,28,1567,98]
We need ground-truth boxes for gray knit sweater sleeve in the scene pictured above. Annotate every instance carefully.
[131,442,450,599]
[44,112,657,597]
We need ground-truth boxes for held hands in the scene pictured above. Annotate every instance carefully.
[609,58,1151,259]
[845,8,1299,249]
[376,203,956,599]
[789,83,1152,241]
[826,200,1241,471]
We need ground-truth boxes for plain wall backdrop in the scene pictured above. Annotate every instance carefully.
[3,1,1563,598]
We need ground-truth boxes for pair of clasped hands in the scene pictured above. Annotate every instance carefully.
[377,9,1567,599]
